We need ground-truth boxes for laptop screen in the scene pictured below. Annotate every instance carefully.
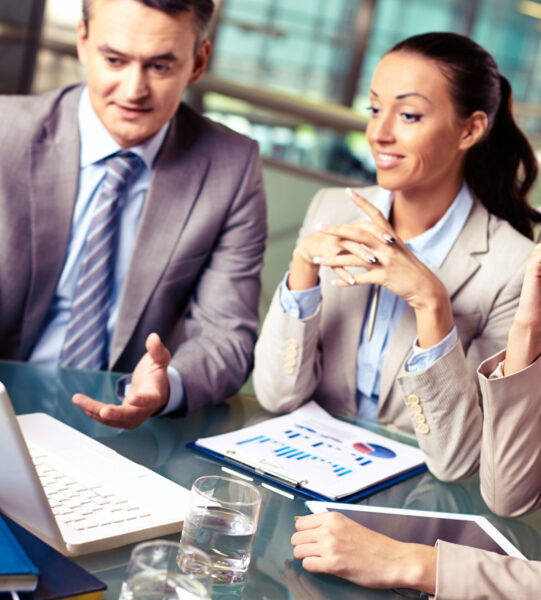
[0,383,63,549]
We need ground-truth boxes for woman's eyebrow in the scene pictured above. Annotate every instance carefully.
[369,89,433,105]
[396,92,434,105]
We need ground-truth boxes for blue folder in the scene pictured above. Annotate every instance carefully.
[0,515,39,593]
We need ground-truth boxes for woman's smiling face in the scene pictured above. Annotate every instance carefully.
[366,51,470,197]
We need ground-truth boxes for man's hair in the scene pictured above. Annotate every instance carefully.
[82,0,215,43]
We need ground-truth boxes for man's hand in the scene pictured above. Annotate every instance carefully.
[72,332,171,429]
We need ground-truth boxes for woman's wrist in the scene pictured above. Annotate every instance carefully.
[397,544,437,595]
[504,320,541,375]
[413,284,454,349]
[289,247,320,291]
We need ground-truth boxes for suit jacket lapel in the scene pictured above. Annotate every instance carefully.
[433,200,488,298]
[338,282,371,400]
[110,108,210,366]
[378,305,418,407]
[330,200,373,400]
[21,87,82,358]
[378,200,488,408]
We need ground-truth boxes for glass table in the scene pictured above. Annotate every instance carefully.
[2,360,540,600]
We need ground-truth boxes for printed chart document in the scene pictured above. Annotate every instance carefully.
[189,402,425,501]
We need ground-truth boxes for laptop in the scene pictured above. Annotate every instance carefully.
[0,382,191,556]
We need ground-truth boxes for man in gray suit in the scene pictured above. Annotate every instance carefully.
[0,0,266,428]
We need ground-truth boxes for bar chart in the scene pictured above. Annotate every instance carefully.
[235,422,397,479]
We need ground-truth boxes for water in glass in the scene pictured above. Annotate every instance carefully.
[181,505,255,583]
[119,570,208,600]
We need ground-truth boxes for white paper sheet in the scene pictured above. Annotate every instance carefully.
[194,401,425,499]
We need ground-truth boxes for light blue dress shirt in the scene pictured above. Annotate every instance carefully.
[280,184,473,421]
[28,87,184,414]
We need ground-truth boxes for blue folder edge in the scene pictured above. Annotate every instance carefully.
[0,515,39,592]
[0,515,107,600]
[186,442,427,503]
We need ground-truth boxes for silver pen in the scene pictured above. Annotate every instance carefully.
[366,284,381,342]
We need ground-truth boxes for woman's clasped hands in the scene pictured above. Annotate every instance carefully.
[289,188,454,348]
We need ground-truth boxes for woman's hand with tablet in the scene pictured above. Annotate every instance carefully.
[291,512,436,594]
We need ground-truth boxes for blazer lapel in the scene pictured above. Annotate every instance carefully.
[378,305,418,408]
[337,282,371,400]
[110,110,210,366]
[432,200,488,298]
[378,200,488,408]
[332,197,374,400]
[21,88,82,358]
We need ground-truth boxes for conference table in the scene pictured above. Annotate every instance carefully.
[4,359,541,600]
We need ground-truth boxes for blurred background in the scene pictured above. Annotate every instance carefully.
[2,0,541,317]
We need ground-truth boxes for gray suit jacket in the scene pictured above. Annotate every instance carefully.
[0,85,267,413]
[434,351,541,599]
[253,186,533,480]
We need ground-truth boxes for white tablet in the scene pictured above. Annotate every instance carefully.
[307,501,525,558]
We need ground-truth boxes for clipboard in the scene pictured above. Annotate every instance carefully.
[186,401,427,503]
[187,441,426,502]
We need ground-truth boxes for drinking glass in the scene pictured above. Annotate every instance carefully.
[180,476,262,584]
[119,540,212,600]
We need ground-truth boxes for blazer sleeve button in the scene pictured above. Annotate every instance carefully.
[407,394,420,405]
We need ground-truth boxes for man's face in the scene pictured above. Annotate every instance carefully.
[77,0,211,147]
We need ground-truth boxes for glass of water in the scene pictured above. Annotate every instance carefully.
[119,540,212,600]
[180,476,262,584]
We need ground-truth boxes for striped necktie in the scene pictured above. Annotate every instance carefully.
[59,151,142,370]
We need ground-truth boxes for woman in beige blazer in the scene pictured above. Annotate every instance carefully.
[291,244,541,599]
[253,32,539,481]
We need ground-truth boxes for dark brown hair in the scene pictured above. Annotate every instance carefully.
[83,0,215,44]
[390,32,539,239]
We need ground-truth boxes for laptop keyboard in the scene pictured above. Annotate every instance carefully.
[28,444,151,531]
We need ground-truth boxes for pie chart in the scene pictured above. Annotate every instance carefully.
[353,441,396,459]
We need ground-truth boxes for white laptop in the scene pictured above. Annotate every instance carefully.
[0,382,191,556]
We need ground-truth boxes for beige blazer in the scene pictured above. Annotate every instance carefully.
[253,186,534,481]
[434,352,541,599]
[435,539,541,599]
[0,85,267,413]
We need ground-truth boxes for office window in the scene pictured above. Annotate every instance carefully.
[0,1,46,94]
[472,0,541,134]
[212,0,362,103]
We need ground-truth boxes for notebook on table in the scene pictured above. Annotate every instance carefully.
[0,515,106,600]
[0,514,39,593]
[0,382,190,557]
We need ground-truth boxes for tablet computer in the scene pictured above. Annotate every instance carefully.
[306,501,525,558]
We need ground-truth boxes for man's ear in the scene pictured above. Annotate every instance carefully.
[458,110,488,151]
[188,40,212,85]
[76,19,89,66]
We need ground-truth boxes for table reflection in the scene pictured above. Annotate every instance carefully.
[3,359,541,600]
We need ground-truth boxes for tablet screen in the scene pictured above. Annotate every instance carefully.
[337,508,507,555]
